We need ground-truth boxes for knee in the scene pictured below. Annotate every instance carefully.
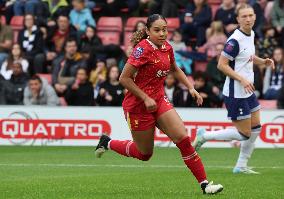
[138,152,152,161]
[239,130,251,140]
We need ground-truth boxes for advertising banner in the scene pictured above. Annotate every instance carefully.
[0,106,283,148]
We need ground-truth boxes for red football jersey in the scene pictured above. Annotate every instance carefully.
[122,39,175,112]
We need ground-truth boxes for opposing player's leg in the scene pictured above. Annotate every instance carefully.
[95,111,155,161]
[234,110,261,174]
[157,109,223,194]
[193,97,251,151]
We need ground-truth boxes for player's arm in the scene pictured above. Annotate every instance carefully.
[171,61,203,106]
[253,55,275,70]
[119,63,157,111]
[218,55,255,94]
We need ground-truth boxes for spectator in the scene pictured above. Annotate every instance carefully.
[65,67,94,106]
[187,71,221,107]
[271,0,284,48]
[181,0,212,47]
[95,0,128,16]
[45,15,77,66]
[52,37,86,95]
[40,0,70,27]
[0,16,13,66]
[253,0,268,38]
[0,74,5,104]
[214,0,238,36]
[18,14,45,74]
[256,25,279,58]
[3,1,15,24]
[169,30,192,75]
[96,65,124,106]
[164,72,183,107]
[13,0,41,16]
[199,21,227,58]
[206,43,226,99]
[89,59,107,89]
[4,62,29,105]
[160,0,187,17]
[79,25,102,52]
[69,0,96,34]
[134,20,146,32]
[263,47,284,99]
[169,30,187,52]
[1,44,29,80]
[277,85,284,108]
[24,75,60,105]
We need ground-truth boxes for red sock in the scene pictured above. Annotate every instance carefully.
[109,140,152,161]
[176,136,207,183]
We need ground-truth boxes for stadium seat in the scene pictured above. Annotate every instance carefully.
[97,17,122,45]
[258,100,277,109]
[97,31,120,45]
[1,16,6,25]
[10,16,24,42]
[37,73,52,85]
[97,17,122,32]
[125,17,147,32]
[124,31,133,47]
[166,18,180,39]
[194,61,208,72]
[124,17,147,47]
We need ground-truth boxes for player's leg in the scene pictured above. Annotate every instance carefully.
[234,110,261,174]
[157,109,223,194]
[108,128,155,161]
[95,111,155,161]
[193,97,251,150]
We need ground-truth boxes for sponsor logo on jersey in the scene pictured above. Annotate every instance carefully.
[156,69,170,78]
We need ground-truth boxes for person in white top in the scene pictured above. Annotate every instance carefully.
[0,44,29,80]
[193,4,275,174]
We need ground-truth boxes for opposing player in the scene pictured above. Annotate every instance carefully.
[95,14,223,194]
[192,4,275,174]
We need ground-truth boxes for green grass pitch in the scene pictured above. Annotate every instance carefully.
[0,146,283,199]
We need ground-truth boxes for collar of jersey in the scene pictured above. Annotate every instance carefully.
[146,39,168,51]
[146,39,159,50]
[237,28,251,37]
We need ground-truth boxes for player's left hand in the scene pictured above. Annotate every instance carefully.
[189,88,203,106]
[264,58,275,70]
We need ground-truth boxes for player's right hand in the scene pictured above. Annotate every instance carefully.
[143,96,157,112]
[240,77,255,94]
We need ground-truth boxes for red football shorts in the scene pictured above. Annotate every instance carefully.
[123,96,173,131]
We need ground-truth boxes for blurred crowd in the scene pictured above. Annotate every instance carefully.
[0,0,283,108]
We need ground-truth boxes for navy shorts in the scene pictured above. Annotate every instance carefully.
[223,94,261,121]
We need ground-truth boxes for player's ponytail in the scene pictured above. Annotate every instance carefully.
[130,14,167,47]
[131,28,148,47]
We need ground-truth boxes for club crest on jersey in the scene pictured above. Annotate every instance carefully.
[133,47,144,59]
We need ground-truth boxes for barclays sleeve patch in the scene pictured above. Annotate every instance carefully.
[223,39,239,59]
[133,47,144,59]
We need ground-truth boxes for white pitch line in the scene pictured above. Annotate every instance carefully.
[0,163,283,169]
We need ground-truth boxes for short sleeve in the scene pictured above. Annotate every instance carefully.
[169,47,175,64]
[221,39,239,61]
[127,46,148,69]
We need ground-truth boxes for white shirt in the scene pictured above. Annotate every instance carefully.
[0,59,29,80]
[221,29,255,98]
